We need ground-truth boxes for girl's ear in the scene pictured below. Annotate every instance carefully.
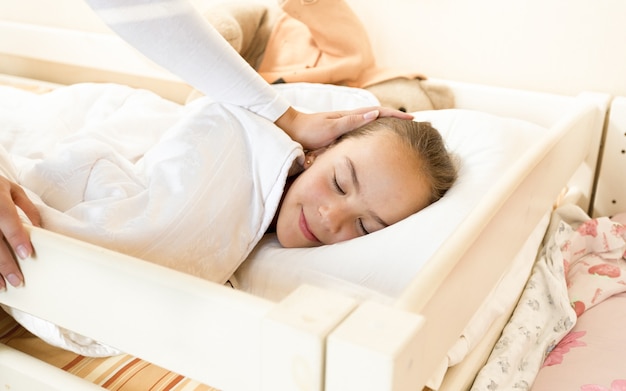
[303,147,327,169]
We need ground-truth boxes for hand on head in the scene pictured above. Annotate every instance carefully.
[0,176,40,290]
[274,106,413,150]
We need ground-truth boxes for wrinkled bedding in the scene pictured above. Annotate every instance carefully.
[1,82,301,282]
[0,82,302,354]
[471,204,626,390]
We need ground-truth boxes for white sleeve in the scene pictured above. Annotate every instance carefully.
[84,0,290,121]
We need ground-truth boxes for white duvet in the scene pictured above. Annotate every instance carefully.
[1,82,301,282]
[0,83,302,355]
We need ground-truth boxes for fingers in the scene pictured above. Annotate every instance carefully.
[376,107,414,120]
[331,109,379,136]
[0,181,34,255]
[0,178,36,289]
[12,185,41,228]
[363,110,379,120]
[0,238,24,290]
[327,106,415,139]
[274,105,415,150]
[339,106,414,121]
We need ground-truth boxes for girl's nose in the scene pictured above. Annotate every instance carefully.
[319,203,345,234]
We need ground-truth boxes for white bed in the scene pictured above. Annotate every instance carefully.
[0,3,612,391]
[593,96,626,219]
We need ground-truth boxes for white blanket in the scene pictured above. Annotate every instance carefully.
[1,82,301,282]
[0,83,301,355]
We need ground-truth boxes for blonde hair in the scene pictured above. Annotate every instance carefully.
[336,118,457,204]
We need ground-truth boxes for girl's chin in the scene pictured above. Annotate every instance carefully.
[275,230,297,248]
[275,231,321,249]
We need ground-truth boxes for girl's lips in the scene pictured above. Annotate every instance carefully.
[299,209,320,243]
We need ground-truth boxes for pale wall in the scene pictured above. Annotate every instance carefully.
[2,0,626,97]
[344,0,626,97]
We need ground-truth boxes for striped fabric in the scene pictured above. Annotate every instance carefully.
[0,308,218,391]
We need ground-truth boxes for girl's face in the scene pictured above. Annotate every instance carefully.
[276,130,431,248]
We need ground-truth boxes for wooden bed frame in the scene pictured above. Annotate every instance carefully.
[0,3,612,390]
[593,96,626,219]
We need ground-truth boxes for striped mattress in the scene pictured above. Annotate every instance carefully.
[0,308,217,390]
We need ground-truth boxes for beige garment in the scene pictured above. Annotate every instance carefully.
[258,0,424,88]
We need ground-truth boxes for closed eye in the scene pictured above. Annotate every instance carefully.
[358,218,370,235]
[333,174,345,195]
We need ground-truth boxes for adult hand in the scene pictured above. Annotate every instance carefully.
[275,106,414,150]
[0,177,40,290]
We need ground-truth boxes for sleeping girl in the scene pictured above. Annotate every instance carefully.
[0,85,456,289]
[0,0,456,290]
[275,118,456,247]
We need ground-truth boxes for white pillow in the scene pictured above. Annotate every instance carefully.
[234,108,547,302]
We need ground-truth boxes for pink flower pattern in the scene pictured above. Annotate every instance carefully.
[476,216,626,389]
[565,218,626,318]
[577,219,599,237]
[581,379,626,391]
[542,330,586,367]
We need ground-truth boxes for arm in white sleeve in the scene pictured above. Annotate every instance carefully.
[84,0,289,121]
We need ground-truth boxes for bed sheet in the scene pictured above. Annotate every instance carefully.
[431,210,551,390]
[531,292,626,390]
[471,204,626,389]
